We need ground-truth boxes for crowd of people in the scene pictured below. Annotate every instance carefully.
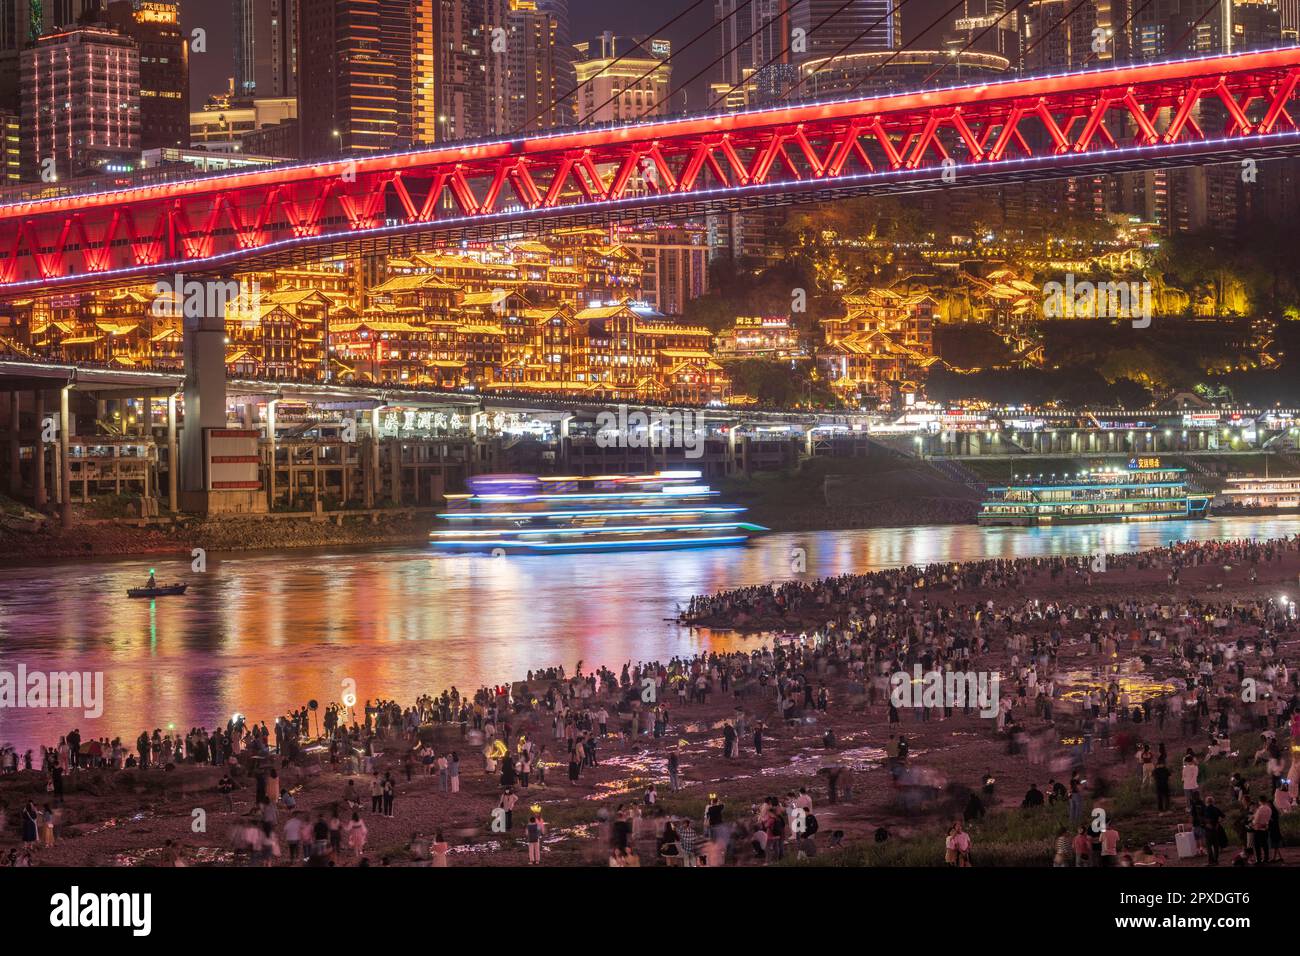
[682,536,1299,628]
[4,534,1300,867]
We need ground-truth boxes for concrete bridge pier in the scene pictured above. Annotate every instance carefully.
[33,390,46,509]
[59,386,71,528]
[266,398,279,510]
[167,392,179,512]
[7,391,18,496]
[180,309,229,513]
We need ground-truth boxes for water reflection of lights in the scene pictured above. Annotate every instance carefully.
[5,515,1298,752]
[1057,671,1176,704]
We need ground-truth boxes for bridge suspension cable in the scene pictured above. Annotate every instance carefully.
[706,0,895,110]
[519,0,712,132]
[577,0,768,125]
[1078,0,1160,68]
[922,0,1031,86]
[636,0,816,121]
[1164,0,1225,58]
[837,0,968,98]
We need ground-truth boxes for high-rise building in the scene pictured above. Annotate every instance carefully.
[503,0,560,131]
[377,0,413,143]
[1233,0,1283,48]
[0,109,19,183]
[1133,0,1233,56]
[297,0,409,156]
[1021,0,1079,71]
[798,0,903,59]
[428,0,561,141]
[714,0,787,91]
[946,0,1020,58]
[1020,0,1132,72]
[20,26,140,180]
[482,0,509,134]
[1280,0,1300,36]
[431,0,486,141]
[106,1,188,149]
[411,0,436,142]
[233,0,299,99]
[1127,0,1286,235]
[44,0,101,28]
[0,1,40,50]
[620,223,710,316]
[573,34,671,125]
[535,0,574,124]
[1,0,102,112]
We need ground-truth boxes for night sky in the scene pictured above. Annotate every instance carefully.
[184,0,952,111]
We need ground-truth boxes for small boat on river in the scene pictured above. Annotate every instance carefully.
[126,583,188,599]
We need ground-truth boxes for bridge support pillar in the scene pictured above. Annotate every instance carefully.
[167,393,179,512]
[266,399,278,510]
[33,390,46,509]
[389,437,402,505]
[364,407,381,508]
[559,414,573,464]
[180,308,253,515]
[7,391,18,497]
[59,386,72,529]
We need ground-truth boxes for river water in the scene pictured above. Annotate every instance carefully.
[1,514,1298,751]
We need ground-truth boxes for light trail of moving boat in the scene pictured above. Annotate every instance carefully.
[430,471,767,554]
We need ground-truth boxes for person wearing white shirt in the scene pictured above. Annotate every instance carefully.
[1181,758,1200,808]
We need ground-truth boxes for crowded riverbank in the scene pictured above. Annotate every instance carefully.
[4,534,1300,867]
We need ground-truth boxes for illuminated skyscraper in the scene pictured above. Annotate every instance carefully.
[573,34,671,125]
[799,0,903,57]
[503,0,560,131]
[20,26,140,179]
[297,0,408,156]
[946,0,1020,57]
[431,0,486,141]
[535,0,574,123]
[233,0,299,99]
[411,0,436,142]
[106,0,188,149]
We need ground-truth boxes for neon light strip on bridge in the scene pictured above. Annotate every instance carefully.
[4,46,1300,293]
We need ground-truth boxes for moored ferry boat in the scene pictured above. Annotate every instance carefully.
[978,459,1211,526]
[431,471,767,553]
[1215,476,1300,514]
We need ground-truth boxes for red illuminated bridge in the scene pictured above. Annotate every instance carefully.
[6,46,1300,295]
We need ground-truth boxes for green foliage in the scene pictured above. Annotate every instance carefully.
[926,366,1152,408]
[685,258,837,335]
[722,358,835,406]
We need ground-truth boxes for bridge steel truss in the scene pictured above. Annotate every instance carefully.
[4,46,1300,295]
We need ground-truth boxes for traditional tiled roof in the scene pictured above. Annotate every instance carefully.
[332,319,428,334]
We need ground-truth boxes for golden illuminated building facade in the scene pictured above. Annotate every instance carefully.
[1,232,731,402]
[818,289,940,402]
[573,34,672,124]
[716,316,805,360]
